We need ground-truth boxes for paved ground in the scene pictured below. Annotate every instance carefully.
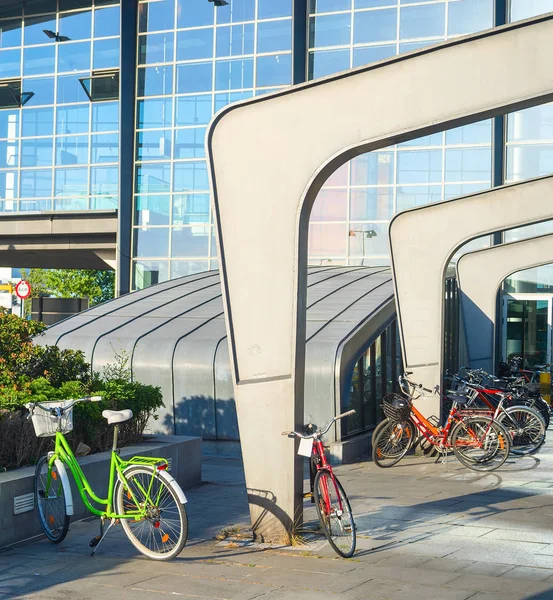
[2,438,553,600]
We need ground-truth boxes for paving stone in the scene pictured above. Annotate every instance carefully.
[417,557,475,572]
[345,577,474,600]
[445,572,553,596]
[500,566,553,581]
[461,562,518,577]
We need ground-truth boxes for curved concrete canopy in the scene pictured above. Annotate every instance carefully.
[207,14,553,539]
[390,176,553,402]
[456,234,553,373]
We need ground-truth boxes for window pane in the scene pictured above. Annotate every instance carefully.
[21,137,53,167]
[216,24,254,57]
[0,139,18,168]
[446,120,492,145]
[176,94,212,125]
[137,97,173,129]
[350,187,393,220]
[57,74,90,104]
[136,162,171,193]
[506,144,553,181]
[258,0,292,19]
[0,48,20,78]
[216,0,255,24]
[397,150,442,184]
[176,0,214,28]
[177,28,213,61]
[56,104,89,135]
[308,223,347,257]
[256,54,291,87]
[400,4,445,39]
[444,182,489,199]
[136,129,172,161]
[58,41,91,73]
[24,15,56,46]
[310,13,351,48]
[311,188,347,221]
[448,0,493,36]
[135,194,170,226]
[22,77,55,106]
[171,260,209,278]
[257,20,291,54]
[174,127,206,159]
[172,193,210,225]
[308,48,349,78]
[23,45,55,76]
[59,10,92,41]
[510,0,553,21]
[22,107,54,136]
[90,165,117,198]
[0,18,22,48]
[91,132,118,163]
[353,44,396,67]
[139,0,174,32]
[176,63,213,93]
[348,223,389,257]
[0,109,18,140]
[214,90,252,111]
[137,65,173,96]
[444,147,492,183]
[93,37,120,70]
[92,101,119,132]
[173,161,209,191]
[396,184,442,210]
[20,169,52,197]
[171,225,210,257]
[134,227,169,257]
[133,260,169,288]
[354,9,397,44]
[215,58,254,90]
[351,152,394,185]
[355,0,394,7]
[54,167,89,196]
[138,32,174,64]
[0,171,18,200]
[507,105,553,142]
[94,5,120,38]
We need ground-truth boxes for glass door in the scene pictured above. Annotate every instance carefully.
[501,294,552,368]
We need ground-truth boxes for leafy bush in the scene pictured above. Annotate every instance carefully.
[0,310,164,471]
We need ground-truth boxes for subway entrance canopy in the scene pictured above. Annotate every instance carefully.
[206,13,553,540]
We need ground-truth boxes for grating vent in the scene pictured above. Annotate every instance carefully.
[167,458,172,472]
[14,493,34,515]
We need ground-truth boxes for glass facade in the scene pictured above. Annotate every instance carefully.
[0,0,120,213]
[131,0,293,288]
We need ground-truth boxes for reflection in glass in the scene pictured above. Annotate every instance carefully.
[0,171,17,200]
[216,0,255,24]
[257,20,292,53]
[170,260,210,278]
[24,15,57,46]
[214,90,252,112]
[136,130,172,161]
[176,63,213,93]
[443,182,490,199]
[311,188,348,221]
[448,0,493,36]
[309,13,351,48]
[216,24,254,57]
[172,193,210,225]
[93,37,120,70]
[510,0,553,21]
[0,109,18,140]
[0,139,18,168]
[0,49,21,78]
[171,225,210,257]
[174,127,206,159]
[91,133,118,163]
[134,226,170,258]
[136,163,171,193]
[20,169,53,197]
[133,260,169,288]
[177,28,213,61]
[350,187,393,220]
[353,9,397,44]
[91,165,117,199]
[135,194,171,226]
[23,45,55,76]
[259,0,292,19]
[173,161,209,191]
[308,223,347,257]
[58,41,91,72]
[57,74,90,104]
[54,167,88,197]
[351,152,394,186]
[353,45,396,67]
[506,145,553,181]
[137,98,173,129]
[176,94,212,126]
[21,137,52,167]
[397,150,442,184]
[256,54,291,87]
[92,101,119,132]
[348,223,389,258]
[0,18,22,48]
[309,49,349,79]
[446,120,492,145]
[59,10,92,41]
[22,107,54,137]
[137,65,173,96]
[215,58,254,90]
[507,105,553,142]
[177,0,214,28]
[400,3,445,39]
[396,184,442,211]
[138,32,174,65]
[21,77,55,106]
[445,147,492,182]
[94,5,120,38]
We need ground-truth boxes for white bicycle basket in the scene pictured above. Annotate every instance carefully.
[30,401,74,437]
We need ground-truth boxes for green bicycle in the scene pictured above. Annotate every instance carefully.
[26,396,188,561]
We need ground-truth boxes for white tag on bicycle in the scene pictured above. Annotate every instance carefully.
[298,437,313,457]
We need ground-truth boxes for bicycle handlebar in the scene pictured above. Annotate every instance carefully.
[26,396,103,416]
[281,409,356,439]
[399,373,436,395]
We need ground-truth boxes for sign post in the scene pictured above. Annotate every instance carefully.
[15,280,32,300]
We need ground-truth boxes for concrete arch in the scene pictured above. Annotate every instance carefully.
[206,14,553,539]
[456,234,553,373]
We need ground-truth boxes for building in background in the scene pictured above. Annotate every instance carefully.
[0,267,22,314]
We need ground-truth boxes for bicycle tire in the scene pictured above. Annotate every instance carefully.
[313,469,356,558]
[371,417,416,468]
[497,405,546,455]
[115,465,188,561]
[34,455,70,544]
[451,416,510,472]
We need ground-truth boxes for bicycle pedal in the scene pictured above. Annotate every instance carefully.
[303,492,313,499]
[89,536,101,548]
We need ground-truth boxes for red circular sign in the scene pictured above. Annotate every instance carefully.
[15,280,32,300]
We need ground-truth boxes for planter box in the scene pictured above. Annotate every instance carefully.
[0,434,201,548]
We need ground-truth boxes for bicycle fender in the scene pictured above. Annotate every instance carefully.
[158,470,187,504]
[54,459,74,516]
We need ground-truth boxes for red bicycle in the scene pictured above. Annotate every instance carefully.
[283,410,356,558]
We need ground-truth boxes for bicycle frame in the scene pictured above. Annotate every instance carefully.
[310,436,343,516]
[45,430,169,520]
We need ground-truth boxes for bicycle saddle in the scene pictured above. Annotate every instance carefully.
[446,391,470,407]
[102,409,133,425]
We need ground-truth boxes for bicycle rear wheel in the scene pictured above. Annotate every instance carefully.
[371,417,415,468]
[497,406,546,455]
[34,455,70,543]
[451,416,510,471]
[313,469,356,558]
[115,465,188,561]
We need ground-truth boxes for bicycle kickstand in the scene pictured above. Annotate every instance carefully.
[89,516,117,557]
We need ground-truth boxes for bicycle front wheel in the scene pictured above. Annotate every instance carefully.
[498,406,546,455]
[313,469,356,558]
[371,417,415,468]
[451,416,510,472]
[34,455,70,543]
[115,466,188,561]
